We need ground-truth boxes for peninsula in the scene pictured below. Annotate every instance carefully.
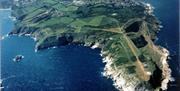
[8,0,173,91]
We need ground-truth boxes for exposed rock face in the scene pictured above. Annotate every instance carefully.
[9,0,172,91]
[102,46,172,91]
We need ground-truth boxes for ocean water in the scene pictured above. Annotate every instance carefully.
[145,0,179,90]
[0,10,118,91]
[0,0,179,91]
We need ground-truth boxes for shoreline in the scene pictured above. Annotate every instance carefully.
[3,33,173,91]
[4,1,175,91]
[101,51,139,91]
[159,47,174,90]
[4,26,173,91]
[101,46,173,91]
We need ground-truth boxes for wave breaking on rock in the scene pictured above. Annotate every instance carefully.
[101,46,173,91]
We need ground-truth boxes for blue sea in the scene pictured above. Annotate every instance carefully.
[0,0,179,91]
[145,0,179,90]
[0,11,118,91]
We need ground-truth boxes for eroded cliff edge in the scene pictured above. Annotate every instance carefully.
[9,0,173,91]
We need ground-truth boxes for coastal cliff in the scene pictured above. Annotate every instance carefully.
[8,0,173,91]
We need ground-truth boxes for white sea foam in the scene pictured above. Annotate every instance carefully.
[52,46,57,49]
[33,37,37,41]
[143,3,154,14]
[1,34,9,40]
[102,51,136,91]
[25,34,31,36]
[0,79,4,90]
[159,48,173,90]
[0,79,2,84]
[159,25,163,28]
[0,75,16,90]
[101,46,173,91]
[35,49,38,52]
[9,16,16,21]
[0,87,4,90]
[1,36,5,40]
[91,43,99,49]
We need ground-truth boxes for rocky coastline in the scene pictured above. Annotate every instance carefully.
[7,0,173,91]
[101,46,173,91]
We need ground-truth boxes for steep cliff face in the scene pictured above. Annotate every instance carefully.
[9,0,172,91]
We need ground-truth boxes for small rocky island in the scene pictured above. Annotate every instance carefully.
[9,0,173,91]
[13,55,24,62]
